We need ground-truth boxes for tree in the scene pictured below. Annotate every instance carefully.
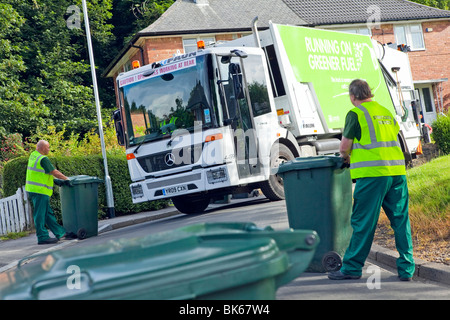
[0,0,115,138]
[0,3,49,137]
[409,0,449,10]
[0,1,174,140]
[110,0,174,48]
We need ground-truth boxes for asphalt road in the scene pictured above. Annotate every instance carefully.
[2,195,449,300]
[60,196,450,300]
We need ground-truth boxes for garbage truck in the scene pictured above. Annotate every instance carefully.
[113,22,421,214]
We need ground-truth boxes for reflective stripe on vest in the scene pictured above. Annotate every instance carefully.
[349,102,406,179]
[25,151,54,196]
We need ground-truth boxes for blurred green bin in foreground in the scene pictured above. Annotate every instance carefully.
[0,222,319,300]
[55,175,103,240]
[277,156,353,273]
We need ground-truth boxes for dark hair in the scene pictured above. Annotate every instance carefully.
[349,79,374,100]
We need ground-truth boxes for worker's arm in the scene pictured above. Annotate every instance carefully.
[341,111,358,164]
[50,169,69,180]
[40,157,70,180]
[340,136,353,164]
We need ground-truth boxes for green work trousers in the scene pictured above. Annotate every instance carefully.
[28,192,65,242]
[340,175,415,278]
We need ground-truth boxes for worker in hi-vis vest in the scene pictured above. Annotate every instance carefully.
[25,140,74,245]
[160,116,178,134]
[328,79,415,281]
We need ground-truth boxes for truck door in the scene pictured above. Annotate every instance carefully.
[217,56,261,179]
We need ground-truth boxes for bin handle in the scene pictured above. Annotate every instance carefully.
[17,252,49,269]
[332,153,350,169]
[31,272,93,300]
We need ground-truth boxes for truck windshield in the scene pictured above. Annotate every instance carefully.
[119,54,217,147]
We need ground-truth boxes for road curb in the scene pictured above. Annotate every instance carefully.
[369,243,450,285]
[101,210,450,286]
[2,204,448,288]
[98,208,180,234]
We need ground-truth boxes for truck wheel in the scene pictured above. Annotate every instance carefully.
[172,195,211,214]
[260,143,295,201]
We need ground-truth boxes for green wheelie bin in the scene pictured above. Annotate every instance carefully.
[0,222,319,300]
[277,155,353,273]
[56,175,103,240]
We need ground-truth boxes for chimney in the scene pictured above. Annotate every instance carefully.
[194,0,209,5]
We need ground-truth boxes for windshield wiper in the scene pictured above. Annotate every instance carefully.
[133,138,146,154]
[133,133,154,154]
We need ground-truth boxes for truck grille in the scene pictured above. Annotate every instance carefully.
[136,143,203,173]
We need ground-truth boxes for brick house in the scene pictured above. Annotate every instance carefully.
[103,0,450,125]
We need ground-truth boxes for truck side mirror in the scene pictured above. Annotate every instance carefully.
[113,109,125,146]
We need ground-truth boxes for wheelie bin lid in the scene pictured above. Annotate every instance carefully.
[278,155,345,174]
[0,222,319,300]
[67,175,103,185]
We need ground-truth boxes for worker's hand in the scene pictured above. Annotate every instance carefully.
[341,153,350,164]
[54,179,64,186]
[340,153,350,168]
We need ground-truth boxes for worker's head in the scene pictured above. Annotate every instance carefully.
[349,79,374,106]
[36,140,50,155]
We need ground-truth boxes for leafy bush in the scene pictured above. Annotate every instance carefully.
[2,154,168,223]
[27,124,125,157]
[431,114,450,155]
[0,133,28,163]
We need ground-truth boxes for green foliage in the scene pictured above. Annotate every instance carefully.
[0,231,30,241]
[431,114,450,154]
[111,0,174,47]
[27,123,125,157]
[2,154,168,222]
[0,3,49,136]
[409,0,449,10]
[407,155,450,219]
[2,157,28,197]
[0,133,28,163]
[0,0,115,138]
[0,1,175,139]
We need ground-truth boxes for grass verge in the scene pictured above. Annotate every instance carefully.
[376,154,450,265]
[405,155,450,240]
[0,231,30,241]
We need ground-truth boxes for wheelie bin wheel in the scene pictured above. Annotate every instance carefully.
[322,251,342,272]
[77,228,87,240]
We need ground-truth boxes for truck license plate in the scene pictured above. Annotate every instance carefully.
[163,184,187,195]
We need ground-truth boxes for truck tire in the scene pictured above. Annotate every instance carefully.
[171,194,211,214]
[260,143,295,201]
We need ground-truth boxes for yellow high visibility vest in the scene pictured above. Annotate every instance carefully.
[25,150,54,196]
[349,101,406,179]
[160,117,178,134]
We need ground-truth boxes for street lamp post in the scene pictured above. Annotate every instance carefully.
[81,0,115,218]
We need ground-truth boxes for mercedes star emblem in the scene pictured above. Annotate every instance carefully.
[164,153,175,166]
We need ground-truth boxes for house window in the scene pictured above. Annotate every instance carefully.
[123,61,132,73]
[394,24,425,51]
[183,37,215,53]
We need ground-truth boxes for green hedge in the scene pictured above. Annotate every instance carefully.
[432,114,450,155]
[2,155,168,223]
